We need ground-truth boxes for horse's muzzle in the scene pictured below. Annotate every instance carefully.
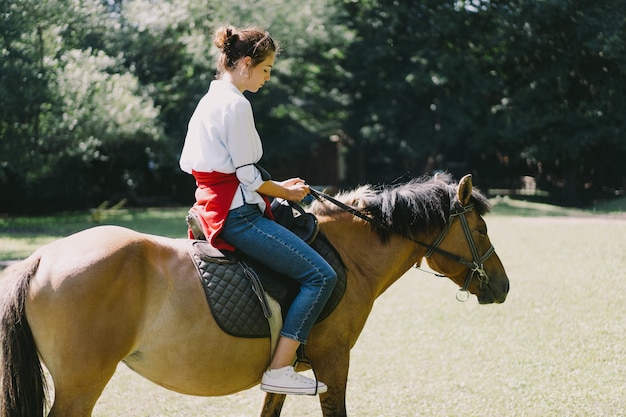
[478,277,509,304]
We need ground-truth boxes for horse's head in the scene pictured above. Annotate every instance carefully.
[424,174,509,304]
[310,173,509,304]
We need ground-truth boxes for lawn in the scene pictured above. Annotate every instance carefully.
[0,207,190,262]
[91,213,626,417]
[1,198,625,416]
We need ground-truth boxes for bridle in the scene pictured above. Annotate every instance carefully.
[421,203,495,302]
[308,188,495,302]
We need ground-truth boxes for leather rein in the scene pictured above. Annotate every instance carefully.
[308,188,495,302]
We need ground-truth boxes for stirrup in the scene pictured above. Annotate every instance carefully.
[295,345,323,395]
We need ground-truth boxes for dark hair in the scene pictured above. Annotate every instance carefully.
[213,25,279,75]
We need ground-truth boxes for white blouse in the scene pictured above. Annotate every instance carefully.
[179,80,266,210]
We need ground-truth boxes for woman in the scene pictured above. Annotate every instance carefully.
[179,25,337,396]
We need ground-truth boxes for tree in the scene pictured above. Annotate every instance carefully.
[335,0,626,203]
[0,0,165,212]
[2,0,624,212]
[493,0,626,203]
[336,0,508,183]
[0,0,55,211]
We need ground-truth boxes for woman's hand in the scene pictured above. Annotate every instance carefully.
[257,177,310,202]
[279,178,310,201]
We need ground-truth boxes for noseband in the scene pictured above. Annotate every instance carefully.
[308,188,495,302]
[422,203,495,301]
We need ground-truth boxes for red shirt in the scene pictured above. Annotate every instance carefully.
[189,170,273,251]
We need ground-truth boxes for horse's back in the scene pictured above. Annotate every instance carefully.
[24,225,270,397]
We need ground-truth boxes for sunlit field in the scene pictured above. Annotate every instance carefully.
[2,201,625,416]
[0,207,189,262]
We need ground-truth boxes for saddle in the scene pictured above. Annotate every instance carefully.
[186,199,347,339]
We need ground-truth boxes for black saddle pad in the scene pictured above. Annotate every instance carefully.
[189,232,347,338]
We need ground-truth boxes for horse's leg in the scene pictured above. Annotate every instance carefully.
[259,393,287,417]
[47,365,117,417]
[312,345,351,417]
[42,327,128,417]
[318,367,349,417]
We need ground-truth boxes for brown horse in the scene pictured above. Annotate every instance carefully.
[0,173,508,417]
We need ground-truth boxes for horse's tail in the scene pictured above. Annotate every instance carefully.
[0,255,48,417]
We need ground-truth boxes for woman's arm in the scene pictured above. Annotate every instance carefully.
[257,178,310,202]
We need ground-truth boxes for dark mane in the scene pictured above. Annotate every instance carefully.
[310,173,491,243]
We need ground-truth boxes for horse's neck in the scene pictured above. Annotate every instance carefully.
[320,217,425,299]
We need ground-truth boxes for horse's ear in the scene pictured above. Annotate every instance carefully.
[457,174,473,206]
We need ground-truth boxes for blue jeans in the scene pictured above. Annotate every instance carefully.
[220,204,338,344]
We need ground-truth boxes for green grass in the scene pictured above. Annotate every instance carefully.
[2,199,626,416]
[490,194,626,217]
[88,213,626,417]
[0,207,189,261]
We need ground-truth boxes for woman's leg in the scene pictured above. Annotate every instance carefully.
[269,337,300,369]
[220,204,337,394]
[221,204,337,343]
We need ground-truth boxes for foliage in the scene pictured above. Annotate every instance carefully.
[338,0,626,204]
[492,0,626,203]
[0,0,165,212]
[1,0,625,213]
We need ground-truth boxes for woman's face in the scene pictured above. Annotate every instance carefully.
[243,53,275,93]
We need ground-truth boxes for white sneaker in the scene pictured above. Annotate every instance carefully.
[261,366,328,395]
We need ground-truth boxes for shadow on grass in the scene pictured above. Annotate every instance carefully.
[490,195,626,218]
[0,207,190,262]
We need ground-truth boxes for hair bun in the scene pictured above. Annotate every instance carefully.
[214,26,238,52]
